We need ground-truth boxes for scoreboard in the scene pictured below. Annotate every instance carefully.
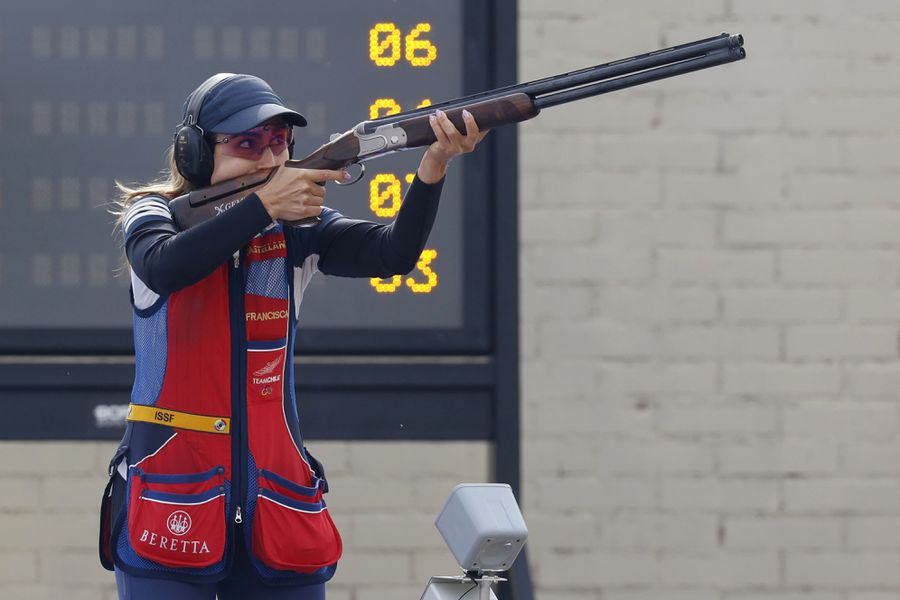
[0,0,497,353]
[0,2,527,594]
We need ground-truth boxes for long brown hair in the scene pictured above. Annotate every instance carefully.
[110,144,192,234]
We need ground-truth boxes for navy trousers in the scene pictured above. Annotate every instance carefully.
[115,536,326,600]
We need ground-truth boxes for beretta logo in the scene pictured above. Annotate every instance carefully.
[167,510,192,536]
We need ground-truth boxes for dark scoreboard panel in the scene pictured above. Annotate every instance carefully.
[0,0,493,353]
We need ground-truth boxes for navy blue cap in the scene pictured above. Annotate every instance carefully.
[182,73,307,134]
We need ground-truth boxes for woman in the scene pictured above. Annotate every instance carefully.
[99,73,487,600]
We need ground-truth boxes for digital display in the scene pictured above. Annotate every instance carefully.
[0,1,490,350]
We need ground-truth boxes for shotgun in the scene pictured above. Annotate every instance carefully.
[170,33,746,230]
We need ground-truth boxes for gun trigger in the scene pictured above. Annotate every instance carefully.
[335,163,366,186]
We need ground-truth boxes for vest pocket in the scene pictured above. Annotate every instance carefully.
[127,467,228,569]
[252,470,342,572]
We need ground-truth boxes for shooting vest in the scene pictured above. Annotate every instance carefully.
[99,222,342,585]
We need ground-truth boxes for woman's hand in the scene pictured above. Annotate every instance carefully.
[417,109,489,184]
[255,167,350,221]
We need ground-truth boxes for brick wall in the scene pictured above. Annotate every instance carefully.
[519,0,900,598]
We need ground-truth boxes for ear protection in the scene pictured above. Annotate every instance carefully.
[172,73,236,188]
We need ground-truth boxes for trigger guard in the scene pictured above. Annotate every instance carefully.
[335,163,365,186]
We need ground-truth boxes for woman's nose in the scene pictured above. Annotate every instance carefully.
[257,147,278,168]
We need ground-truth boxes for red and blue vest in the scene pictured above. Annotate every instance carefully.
[99,221,342,585]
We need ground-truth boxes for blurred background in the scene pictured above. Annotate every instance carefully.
[2,1,900,599]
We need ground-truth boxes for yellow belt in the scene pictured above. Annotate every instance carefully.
[126,404,231,435]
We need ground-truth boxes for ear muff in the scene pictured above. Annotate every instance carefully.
[172,73,236,188]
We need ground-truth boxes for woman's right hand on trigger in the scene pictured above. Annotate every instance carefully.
[255,167,349,222]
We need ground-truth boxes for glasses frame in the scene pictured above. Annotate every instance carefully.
[210,122,294,161]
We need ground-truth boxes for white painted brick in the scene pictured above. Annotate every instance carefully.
[666,172,784,208]
[0,477,41,510]
[610,592,719,600]
[41,551,111,585]
[785,479,900,512]
[535,550,658,587]
[347,514,441,551]
[326,478,417,513]
[333,551,411,584]
[657,326,780,360]
[520,130,596,171]
[532,95,657,134]
[723,135,843,171]
[602,513,718,551]
[596,209,718,248]
[355,586,427,600]
[849,0,900,16]
[596,287,718,323]
[847,365,900,396]
[780,250,900,285]
[538,320,654,359]
[659,250,776,284]
[724,289,843,323]
[0,442,102,475]
[723,212,845,246]
[42,474,109,511]
[526,170,662,209]
[660,478,780,511]
[521,209,597,244]
[657,403,778,436]
[842,441,900,476]
[346,442,487,479]
[724,516,842,549]
[527,395,655,438]
[848,594,900,600]
[521,286,593,322]
[591,134,719,169]
[728,595,841,600]
[412,479,493,515]
[595,440,714,475]
[786,552,900,586]
[0,551,38,583]
[520,17,662,62]
[719,441,839,475]
[783,403,897,441]
[730,0,852,17]
[786,96,900,133]
[526,514,599,550]
[411,549,472,581]
[658,552,779,587]
[785,326,898,360]
[788,173,900,208]
[845,212,900,246]
[597,363,718,395]
[535,477,657,512]
[724,363,842,394]
[847,290,900,321]
[0,513,97,549]
[306,441,351,476]
[848,517,900,549]
[660,93,783,133]
[0,585,118,600]
[521,360,597,401]
[524,247,653,284]
[523,439,597,474]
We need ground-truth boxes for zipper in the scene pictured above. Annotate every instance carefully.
[228,250,248,529]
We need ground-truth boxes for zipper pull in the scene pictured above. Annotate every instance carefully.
[235,505,243,524]
[233,251,240,269]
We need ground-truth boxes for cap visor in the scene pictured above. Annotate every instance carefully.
[211,103,307,133]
